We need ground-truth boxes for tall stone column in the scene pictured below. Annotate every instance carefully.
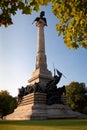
[29,19,52,86]
[36,19,47,70]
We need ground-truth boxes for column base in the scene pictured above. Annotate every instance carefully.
[28,68,53,86]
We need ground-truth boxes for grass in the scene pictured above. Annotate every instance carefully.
[0,119,87,130]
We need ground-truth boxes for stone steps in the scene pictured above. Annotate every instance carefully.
[4,93,87,120]
[19,93,46,106]
[4,103,47,120]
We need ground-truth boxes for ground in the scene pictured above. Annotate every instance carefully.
[0,119,87,130]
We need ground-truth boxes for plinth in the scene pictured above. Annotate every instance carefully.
[4,93,87,120]
[5,93,47,120]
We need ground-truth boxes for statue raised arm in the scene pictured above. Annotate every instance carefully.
[32,11,47,26]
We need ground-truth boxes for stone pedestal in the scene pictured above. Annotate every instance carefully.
[19,93,46,106]
[61,95,67,105]
[4,93,47,120]
[4,92,87,120]
[47,104,77,119]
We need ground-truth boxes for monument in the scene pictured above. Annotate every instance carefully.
[4,11,87,120]
[29,11,52,86]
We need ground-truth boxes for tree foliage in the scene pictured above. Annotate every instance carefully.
[0,90,17,117]
[0,0,87,49]
[52,0,87,49]
[66,82,87,114]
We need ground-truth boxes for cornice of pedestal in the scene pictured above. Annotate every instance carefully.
[28,68,52,85]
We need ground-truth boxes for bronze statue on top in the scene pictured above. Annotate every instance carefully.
[32,11,47,26]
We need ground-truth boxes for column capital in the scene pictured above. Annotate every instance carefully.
[36,19,47,27]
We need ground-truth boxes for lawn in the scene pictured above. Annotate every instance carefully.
[0,119,87,130]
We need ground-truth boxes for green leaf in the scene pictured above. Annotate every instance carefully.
[22,6,32,14]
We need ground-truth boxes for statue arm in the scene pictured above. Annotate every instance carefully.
[32,17,40,24]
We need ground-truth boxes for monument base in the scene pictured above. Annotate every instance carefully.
[4,93,47,120]
[28,68,53,86]
[4,104,47,120]
[4,93,87,120]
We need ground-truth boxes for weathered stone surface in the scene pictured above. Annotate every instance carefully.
[18,93,46,106]
[4,93,87,120]
[47,104,77,118]
[4,103,47,120]
[4,93,47,120]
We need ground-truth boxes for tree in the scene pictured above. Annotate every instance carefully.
[83,92,87,114]
[0,90,17,117]
[66,82,87,114]
[0,0,87,49]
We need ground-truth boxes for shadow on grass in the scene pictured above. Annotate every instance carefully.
[0,119,87,127]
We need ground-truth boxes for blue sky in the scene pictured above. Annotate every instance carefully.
[0,5,87,97]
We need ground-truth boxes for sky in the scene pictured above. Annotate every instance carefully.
[0,5,87,97]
